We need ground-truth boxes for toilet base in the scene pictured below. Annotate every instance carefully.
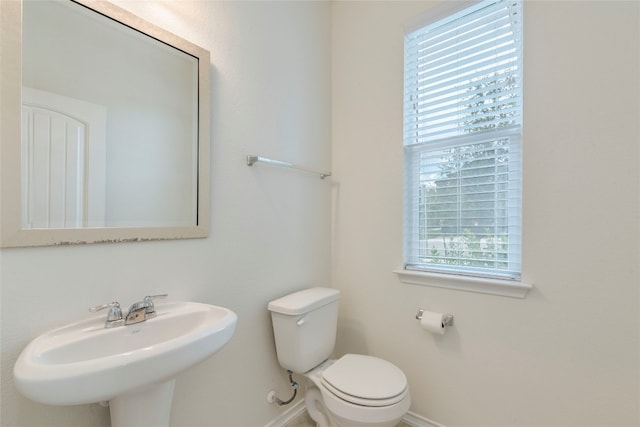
[303,370,409,427]
[305,387,334,427]
[304,384,407,427]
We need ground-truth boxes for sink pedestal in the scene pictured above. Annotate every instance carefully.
[109,379,175,427]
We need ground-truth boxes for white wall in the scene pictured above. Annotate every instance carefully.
[332,1,639,426]
[1,1,331,426]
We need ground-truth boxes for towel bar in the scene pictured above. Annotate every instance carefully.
[247,155,331,180]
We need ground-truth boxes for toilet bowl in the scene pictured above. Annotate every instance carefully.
[267,288,411,427]
[304,357,410,427]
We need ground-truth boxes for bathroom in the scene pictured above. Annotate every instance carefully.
[1,1,638,426]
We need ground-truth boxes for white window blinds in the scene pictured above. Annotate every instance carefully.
[403,0,523,280]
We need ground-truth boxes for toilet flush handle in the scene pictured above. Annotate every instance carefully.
[296,315,307,326]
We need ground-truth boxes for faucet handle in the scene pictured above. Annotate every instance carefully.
[143,294,168,318]
[89,301,122,319]
[144,294,168,301]
[89,301,124,328]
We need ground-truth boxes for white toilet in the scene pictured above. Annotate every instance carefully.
[268,287,410,427]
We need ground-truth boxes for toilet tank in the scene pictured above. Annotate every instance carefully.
[267,287,340,373]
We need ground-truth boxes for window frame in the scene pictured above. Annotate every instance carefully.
[396,0,531,298]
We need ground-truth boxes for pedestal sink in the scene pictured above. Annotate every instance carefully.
[14,301,237,427]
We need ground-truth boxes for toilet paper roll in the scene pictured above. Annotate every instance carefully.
[420,310,447,335]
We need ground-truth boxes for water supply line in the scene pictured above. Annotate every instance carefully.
[268,370,298,406]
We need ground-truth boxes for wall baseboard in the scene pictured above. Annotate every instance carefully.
[264,400,306,427]
[402,411,446,427]
[264,400,445,427]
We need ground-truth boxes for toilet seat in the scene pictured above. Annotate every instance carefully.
[304,356,411,427]
[320,354,408,407]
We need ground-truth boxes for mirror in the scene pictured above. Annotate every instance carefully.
[1,0,210,247]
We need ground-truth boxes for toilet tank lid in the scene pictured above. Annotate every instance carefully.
[268,287,340,315]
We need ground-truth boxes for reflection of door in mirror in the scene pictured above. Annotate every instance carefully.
[21,87,107,229]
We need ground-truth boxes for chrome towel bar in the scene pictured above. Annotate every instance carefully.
[247,155,331,180]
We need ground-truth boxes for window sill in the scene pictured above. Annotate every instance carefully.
[393,269,532,298]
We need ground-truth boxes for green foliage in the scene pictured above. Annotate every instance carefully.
[462,73,519,133]
[422,231,509,270]
[417,72,517,272]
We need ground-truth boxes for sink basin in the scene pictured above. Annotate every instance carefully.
[14,301,237,407]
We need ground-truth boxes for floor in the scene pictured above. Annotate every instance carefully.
[285,410,411,427]
[283,411,314,427]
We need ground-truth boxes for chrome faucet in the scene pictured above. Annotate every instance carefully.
[90,294,167,328]
[125,294,168,325]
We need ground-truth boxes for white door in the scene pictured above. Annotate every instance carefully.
[21,88,107,228]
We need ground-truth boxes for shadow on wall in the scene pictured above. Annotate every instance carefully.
[335,317,369,356]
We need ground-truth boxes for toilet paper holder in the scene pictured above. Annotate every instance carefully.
[415,309,454,327]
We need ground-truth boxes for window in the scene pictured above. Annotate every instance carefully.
[402,0,523,284]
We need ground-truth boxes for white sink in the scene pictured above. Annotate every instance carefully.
[14,301,237,426]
